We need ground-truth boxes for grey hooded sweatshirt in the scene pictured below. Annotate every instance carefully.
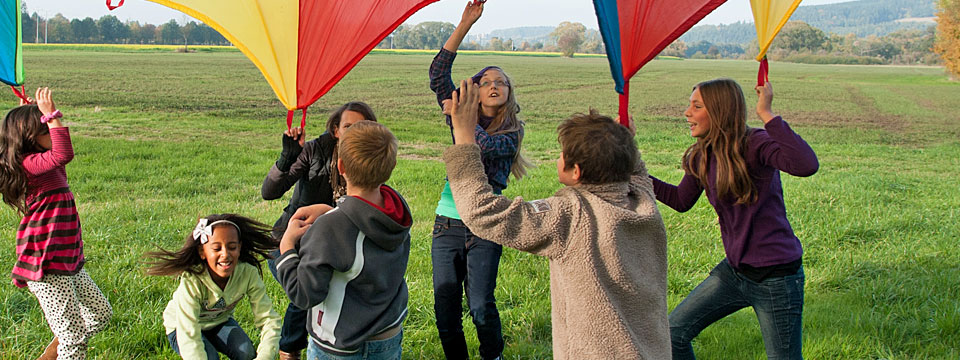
[276,185,412,355]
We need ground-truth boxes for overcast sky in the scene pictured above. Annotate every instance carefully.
[27,0,853,34]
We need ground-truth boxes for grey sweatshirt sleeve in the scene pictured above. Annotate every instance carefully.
[443,144,574,260]
[276,221,344,309]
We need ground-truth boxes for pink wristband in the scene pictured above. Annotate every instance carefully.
[40,110,62,124]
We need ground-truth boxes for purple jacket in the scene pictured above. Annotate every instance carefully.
[651,117,818,269]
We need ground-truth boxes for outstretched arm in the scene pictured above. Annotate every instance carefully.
[443,1,483,53]
[430,1,484,110]
[649,174,703,212]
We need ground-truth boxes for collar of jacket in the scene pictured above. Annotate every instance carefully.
[573,182,631,208]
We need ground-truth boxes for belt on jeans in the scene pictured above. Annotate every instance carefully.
[436,215,461,226]
[369,324,401,340]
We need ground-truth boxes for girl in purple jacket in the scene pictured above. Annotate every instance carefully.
[650,79,818,359]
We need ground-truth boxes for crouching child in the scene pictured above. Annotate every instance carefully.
[275,121,412,360]
[442,81,671,359]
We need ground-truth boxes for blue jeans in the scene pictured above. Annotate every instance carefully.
[431,215,504,360]
[269,248,310,353]
[670,259,805,360]
[167,318,255,360]
[306,330,402,360]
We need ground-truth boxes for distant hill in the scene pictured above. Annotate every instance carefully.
[680,0,936,45]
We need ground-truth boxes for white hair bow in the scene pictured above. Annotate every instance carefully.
[193,219,242,245]
[193,219,213,244]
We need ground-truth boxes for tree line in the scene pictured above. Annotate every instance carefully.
[376,21,604,57]
[23,12,229,46]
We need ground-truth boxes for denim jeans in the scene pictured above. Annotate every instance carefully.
[167,318,255,360]
[669,259,805,360]
[268,248,310,353]
[431,215,504,360]
[306,330,402,360]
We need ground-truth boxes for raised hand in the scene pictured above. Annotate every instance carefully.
[450,79,480,145]
[460,0,484,26]
[755,81,776,124]
[284,126,306,148]
[35,87,57,117]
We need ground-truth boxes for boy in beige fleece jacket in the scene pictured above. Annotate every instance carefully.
[442,81,670,359]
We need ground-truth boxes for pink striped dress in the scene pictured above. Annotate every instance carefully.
[12,127,84,287]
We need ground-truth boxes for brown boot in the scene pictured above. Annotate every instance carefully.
[36,337,57,360]
[278,350,301,360]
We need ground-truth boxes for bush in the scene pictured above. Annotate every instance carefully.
[781,54,884,65]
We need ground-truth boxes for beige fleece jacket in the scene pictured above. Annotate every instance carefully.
[444,144,670,359]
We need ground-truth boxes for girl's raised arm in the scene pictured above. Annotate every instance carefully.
[430,2,484,109]
[443,1,483,53]
[261,137,310,200]
[23,87,73,174]
[753,81,819,176]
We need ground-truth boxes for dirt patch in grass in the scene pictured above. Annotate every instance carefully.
[399,143,443,161]
[768,85,914,141]
[781,110,906,133]
[644,104,686,118]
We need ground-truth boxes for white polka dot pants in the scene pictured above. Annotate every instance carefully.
[27,269,113,360]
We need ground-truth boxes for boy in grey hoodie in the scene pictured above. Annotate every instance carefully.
[276,121,412,359]
[442,81,670,359]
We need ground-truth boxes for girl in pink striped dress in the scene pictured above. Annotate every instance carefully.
[0,87,112,360]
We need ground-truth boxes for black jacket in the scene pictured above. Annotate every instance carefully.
[262,132,337,239]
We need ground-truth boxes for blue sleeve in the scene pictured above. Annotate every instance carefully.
[475,125,520,159]
[429,49,457,108]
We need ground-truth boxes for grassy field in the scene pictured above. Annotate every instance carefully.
[0,46,957,359]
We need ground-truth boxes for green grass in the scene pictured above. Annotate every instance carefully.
[0,48,958,359]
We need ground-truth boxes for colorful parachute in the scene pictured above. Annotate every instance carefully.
[1,0,26,101]
[594,0,726,125]
[751,0,803,86]
[112,0,438,129]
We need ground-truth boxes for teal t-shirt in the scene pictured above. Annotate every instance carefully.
[435,181,460,219]
[435,180,503,219]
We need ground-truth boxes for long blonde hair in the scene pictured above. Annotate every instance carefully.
[682,78,757,205]
[476,67,532,180]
